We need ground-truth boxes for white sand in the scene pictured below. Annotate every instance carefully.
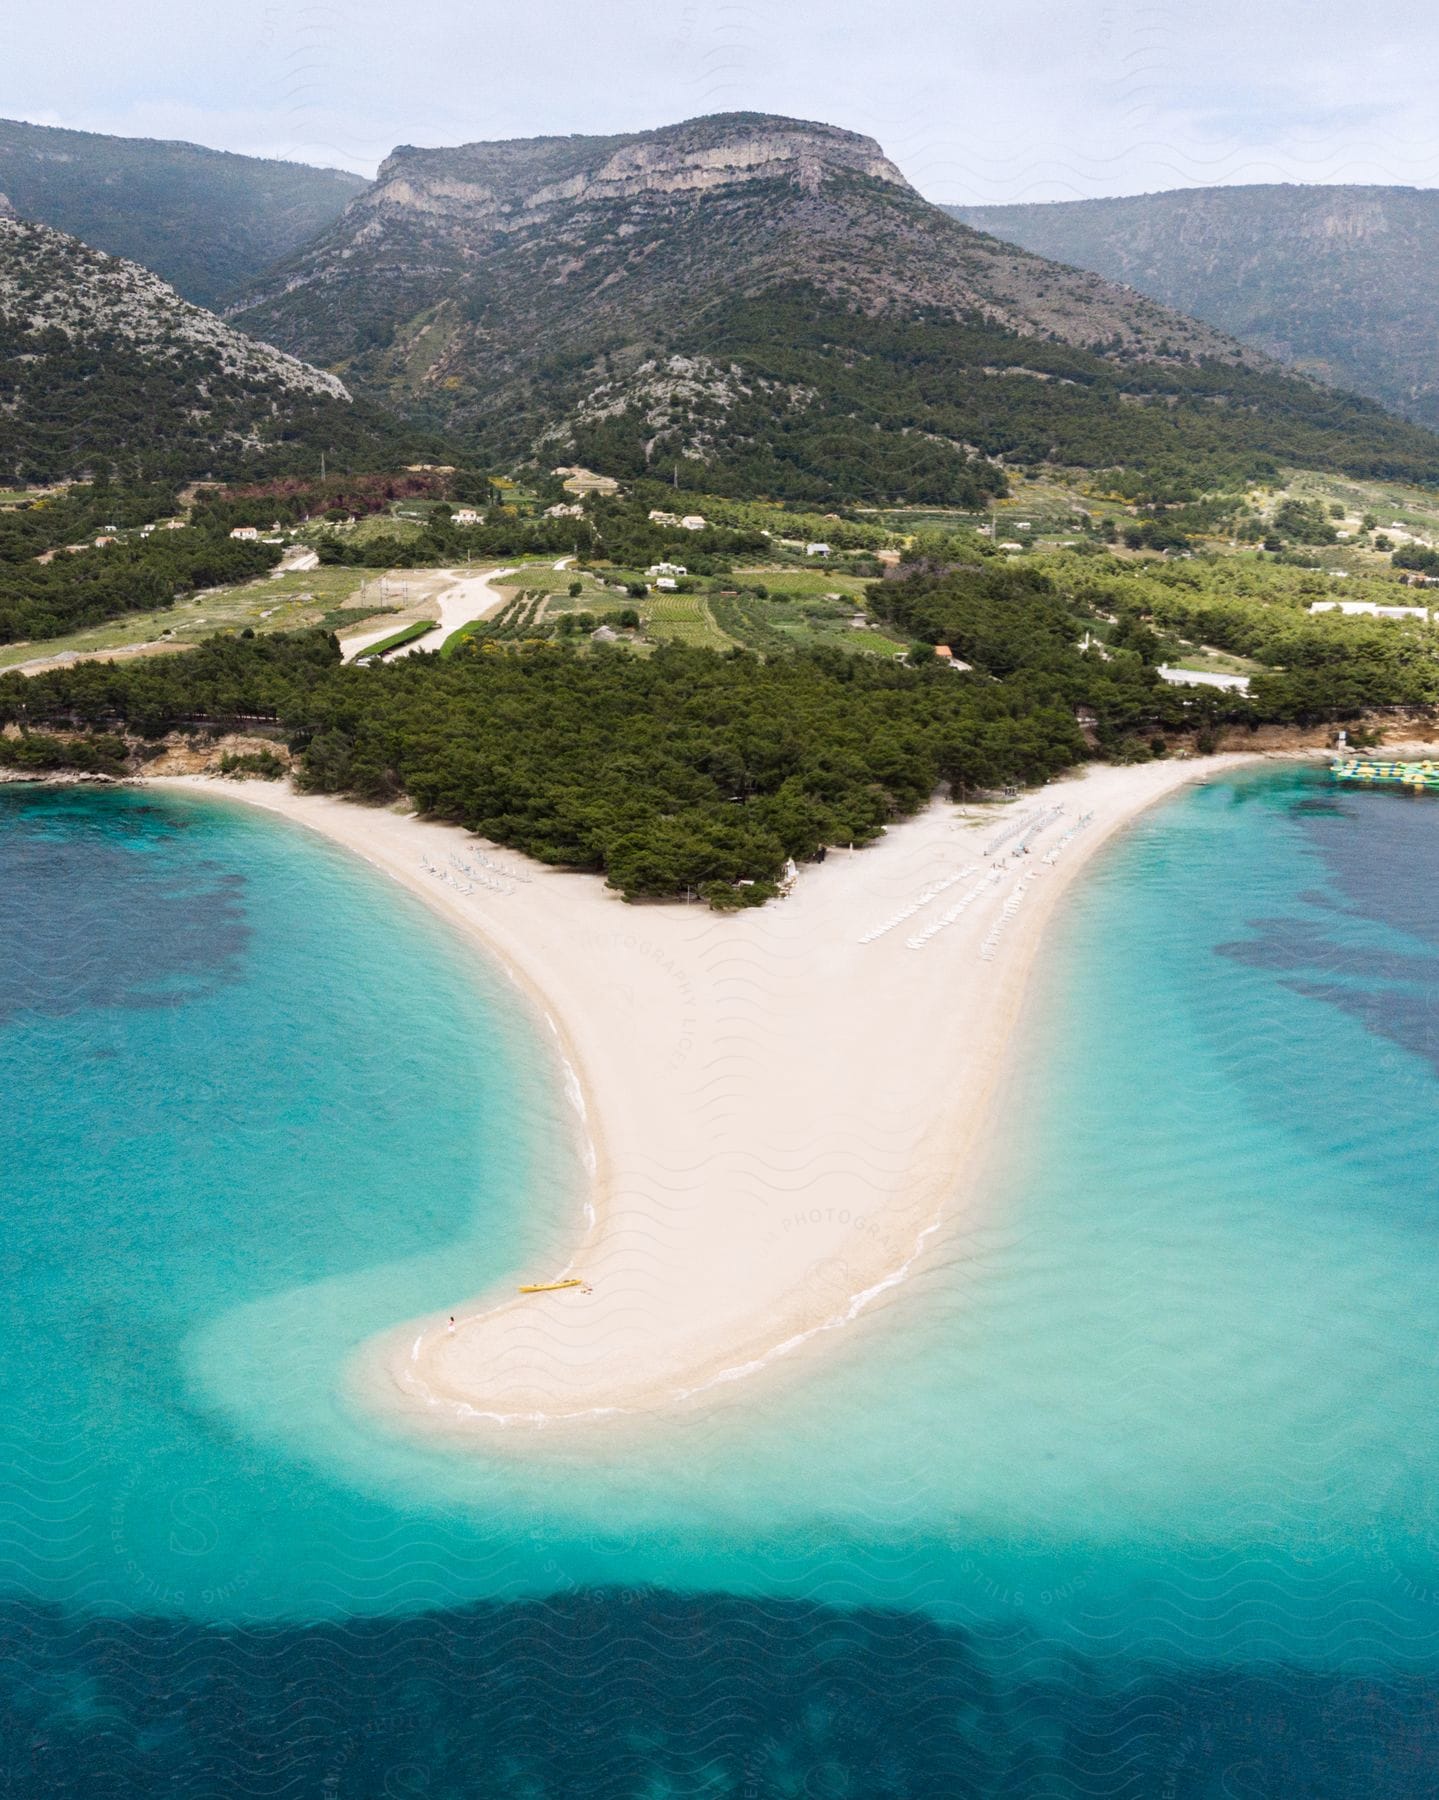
[153,755,1264,1433]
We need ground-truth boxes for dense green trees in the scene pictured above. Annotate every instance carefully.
[0,630,1084,898]
[553,288,1439,504]
[9,532,1435,903]
[1393,544,1439,577]
[0,523,281,644]
[1272,498,1339,544]
[1046,552,1439,716]
[0,728,128,774]
[0,306,419,488]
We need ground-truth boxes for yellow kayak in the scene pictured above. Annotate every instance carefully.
[517,1278,587,1294]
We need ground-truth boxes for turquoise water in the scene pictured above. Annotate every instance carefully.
[4,770,1439,1794]
[0,784,580,1617]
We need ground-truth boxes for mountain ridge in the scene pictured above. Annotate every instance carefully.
[0,214,366,483]
[237,112,1254,373]
[235,111,1439,501]
[0,116,364,309]
[946,185,1439,431]
[367,114,911,213]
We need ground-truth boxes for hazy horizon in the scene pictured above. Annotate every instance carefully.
[4,0,1437,205]
[8,104,1439,209]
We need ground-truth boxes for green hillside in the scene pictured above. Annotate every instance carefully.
[233,117,1439,502]
[0,116,363,308]
[0,216,420,486]
[948,186,1439,433]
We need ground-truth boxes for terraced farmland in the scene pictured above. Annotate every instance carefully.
[645,590,735,650]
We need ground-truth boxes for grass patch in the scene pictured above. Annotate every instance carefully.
[354,618,440,659]
[490,562,592,598]
[730,567,869,599]
[321,513,427,549]
[716,581,908,658]
[0,566,380,671]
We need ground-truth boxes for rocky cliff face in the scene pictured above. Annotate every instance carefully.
[227,114,1439,497]
[360,116,910,227]
[235,111,1252,382]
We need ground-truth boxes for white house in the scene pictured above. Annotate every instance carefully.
[647,562,687,577]
[679,515,707,531]
[545,502,585,518]
[1309,600,1429,620]
[1157,665,1251,693]
[648,509,680,526]
[806,542,831,557]
[229,526,260,541]
[452,508,482,525]
[655,577,679,591]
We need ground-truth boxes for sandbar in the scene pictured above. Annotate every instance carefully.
[152,755,1262,1433]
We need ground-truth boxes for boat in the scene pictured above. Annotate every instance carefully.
[517,1278,588,1294]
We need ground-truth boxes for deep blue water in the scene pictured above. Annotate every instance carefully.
[3,771,1439,1796]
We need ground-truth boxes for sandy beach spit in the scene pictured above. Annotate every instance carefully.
[150,754,1270,1435]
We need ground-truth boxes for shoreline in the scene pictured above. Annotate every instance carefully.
[146,753,1280,1435]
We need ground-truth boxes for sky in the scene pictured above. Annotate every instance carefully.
[6,0,1439,202]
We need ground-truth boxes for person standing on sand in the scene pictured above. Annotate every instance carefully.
[447,1315,455,1335]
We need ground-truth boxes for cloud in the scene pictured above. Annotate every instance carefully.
[1,0,1435,197]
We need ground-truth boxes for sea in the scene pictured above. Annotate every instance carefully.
[1,768,1437,1797]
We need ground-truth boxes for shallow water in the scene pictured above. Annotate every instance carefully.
[3,770,1439,1793]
